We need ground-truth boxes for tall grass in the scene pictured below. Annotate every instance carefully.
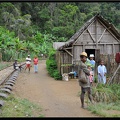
[87,102,120,117]
[87,83,120,117]
[92,83,120,103]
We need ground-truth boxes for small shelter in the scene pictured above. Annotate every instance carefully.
[56,14,120,77]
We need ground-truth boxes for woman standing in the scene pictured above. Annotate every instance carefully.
[33,56,39,73]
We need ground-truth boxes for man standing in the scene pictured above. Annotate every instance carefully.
[25,55,31,72]
[78,52,93,109]
[33,56,38,73]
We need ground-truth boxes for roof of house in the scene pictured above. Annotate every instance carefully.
[58,13,120,50]
[53,42,66,50]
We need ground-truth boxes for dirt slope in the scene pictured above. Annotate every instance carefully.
[12,60,98,117]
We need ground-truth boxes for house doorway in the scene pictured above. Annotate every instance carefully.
[85,49,95,60]
[85,49,100,75]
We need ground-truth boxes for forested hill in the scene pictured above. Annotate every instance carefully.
[0,2,119,59]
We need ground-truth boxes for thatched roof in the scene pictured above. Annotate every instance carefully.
[58,14,120,50]
[53,42,66,50]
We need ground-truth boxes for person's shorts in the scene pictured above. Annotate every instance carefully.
[81,87,91,94]
[26,64,31,68]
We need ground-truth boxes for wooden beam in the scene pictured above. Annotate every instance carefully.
[98,29,106,43]
[83,33,110,35]
[112,44,115,54]
[64,49,73,57]
[73,42,120,45]
[71,45,74,65]
[104,44,107,54]
[73,19,96,45]
[71,45,73,71]
[87,29,96,43]
[95,20,98,48]
[64,47,73,50]
[97,19,119,42]
[82,44,85,51]
[108,64,120,85]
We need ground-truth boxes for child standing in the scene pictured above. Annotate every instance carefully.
[87,65,93,86]
[97,60,107,84]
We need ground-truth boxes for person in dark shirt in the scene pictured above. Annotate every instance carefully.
[13,60,22,71]
[13,60,19,70]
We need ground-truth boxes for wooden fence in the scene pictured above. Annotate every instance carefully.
[55,51,72,74]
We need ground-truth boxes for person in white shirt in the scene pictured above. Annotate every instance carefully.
[97,60,107,84]
[25,55,31,72]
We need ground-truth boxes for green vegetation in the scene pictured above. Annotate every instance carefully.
[94,75,98,83]
[77,83,120,117]
[87,102,120,117]
[0,94,44,117]
[0,2,119,117]
[87,83,120,117]
[0,62,12,70]
[92,84,120,103]
[0,2,119,61]
[46,49,62,80]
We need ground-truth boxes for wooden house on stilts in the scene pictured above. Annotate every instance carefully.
[55,14,120,79]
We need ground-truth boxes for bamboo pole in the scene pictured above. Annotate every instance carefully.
[108,63,120,85]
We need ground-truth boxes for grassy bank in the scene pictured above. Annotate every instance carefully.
[77,83,120,117]
[87,83,120,117]
[0,62,12,70]
[0,94,44,117]
[87,101,120,117]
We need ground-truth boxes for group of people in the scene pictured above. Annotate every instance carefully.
[13,52,107,109]
[13,55,39,73]
[83,53,107,85]
[78,51,107,109]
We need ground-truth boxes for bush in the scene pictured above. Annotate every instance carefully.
[46,59,57,77]
[53,70,62,80]
[46,49,62,80]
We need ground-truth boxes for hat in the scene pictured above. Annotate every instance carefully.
[28,55,30,57]
[90,54,94,57]
[80,52,87,57]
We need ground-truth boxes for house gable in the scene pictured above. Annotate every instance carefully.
[73,18,119,46]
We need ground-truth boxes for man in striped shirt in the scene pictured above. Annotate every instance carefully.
[25,55,31,72]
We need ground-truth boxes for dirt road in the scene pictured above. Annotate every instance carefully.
[13,60,98,117]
